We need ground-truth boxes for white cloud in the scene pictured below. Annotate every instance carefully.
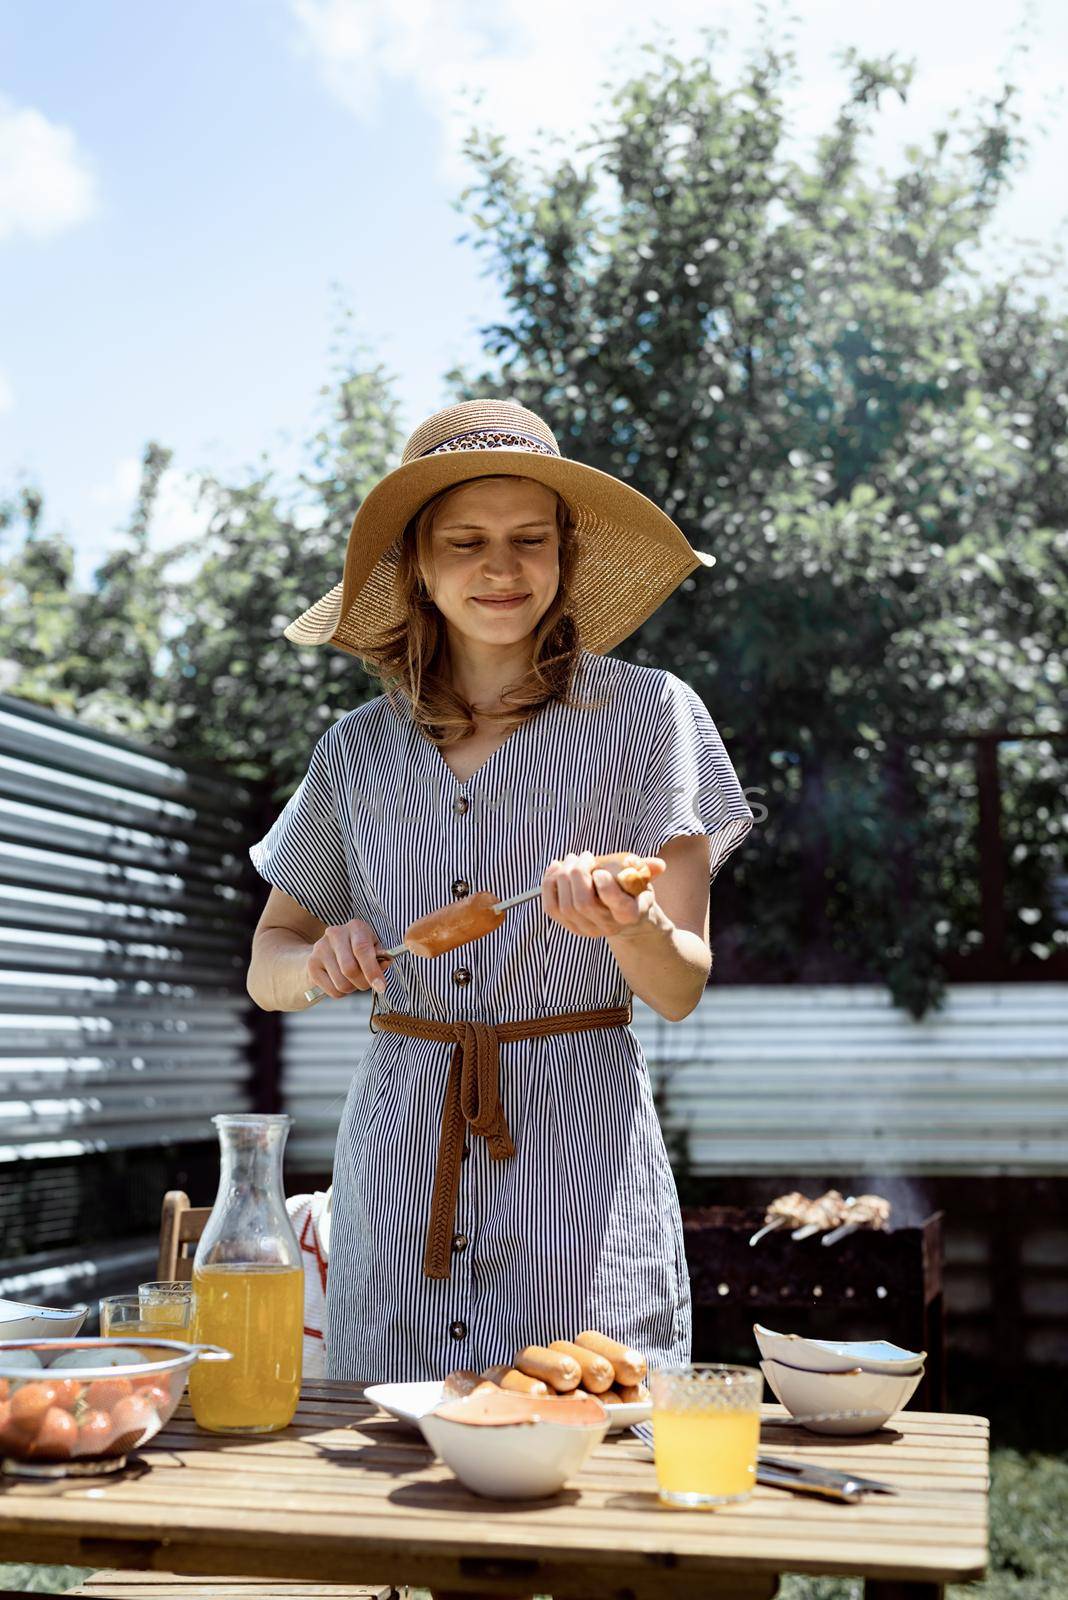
[0,95,98,244]
[0,369,13,414]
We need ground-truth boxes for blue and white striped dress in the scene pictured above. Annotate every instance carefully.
[249,648,754,1383]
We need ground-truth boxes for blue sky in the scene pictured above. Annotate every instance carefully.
[2,0,1065,585]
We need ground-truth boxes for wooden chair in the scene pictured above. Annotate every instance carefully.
[155,1189,211,1282]
[62,1192,404,1600]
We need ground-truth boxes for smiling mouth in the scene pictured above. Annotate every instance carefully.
[473,595,529,605]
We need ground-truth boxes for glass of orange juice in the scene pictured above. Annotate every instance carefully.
[138,1282,193,1334]
[649,1363,763,1507]
[99,1295,152,1337]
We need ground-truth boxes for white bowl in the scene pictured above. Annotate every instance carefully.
[419,1404,609,1498]
[0,1298,88,1341]
[760,1358,923,1435]
[753,1323,925,1376]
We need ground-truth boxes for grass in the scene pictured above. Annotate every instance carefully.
[2,1447,1065,1597]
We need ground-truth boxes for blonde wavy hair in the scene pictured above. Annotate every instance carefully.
[360,474,609,750]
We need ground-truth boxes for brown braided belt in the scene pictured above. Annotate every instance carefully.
[369,988,634,1279]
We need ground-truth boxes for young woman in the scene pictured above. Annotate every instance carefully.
[246,398,754,1385]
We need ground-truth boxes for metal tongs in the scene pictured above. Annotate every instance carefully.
[629,1418,898,1504]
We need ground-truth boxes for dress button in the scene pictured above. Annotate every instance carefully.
[449,1320,467,1341]
[452,879,470,898]
[461,1142,470,1161]
[453,1233,469,1254]
[452,795,469,816]
[452,967,471,986]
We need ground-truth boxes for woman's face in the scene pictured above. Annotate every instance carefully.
[425,476,561,645]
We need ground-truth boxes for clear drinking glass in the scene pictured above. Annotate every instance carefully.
[649,1363,763,1507]
[99,1294,151,1337]
[137,1281,193,1333]
[188,1113,303,1435]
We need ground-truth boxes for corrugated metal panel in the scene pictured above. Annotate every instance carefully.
[0,695,260,1164]
[281,983,1068,1177]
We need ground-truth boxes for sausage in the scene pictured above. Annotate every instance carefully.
[479,1364,510,1384]
[549,1339,614,1394]
[441,1369,482,1399]
[499,1369,549,1396]
[515,1345,581,1392]
[615,1382,649,1404]
[574,1330,647,1386]
[404,892,506,958]
[599,1390,624,1406]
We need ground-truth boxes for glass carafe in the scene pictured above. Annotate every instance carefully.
[188,1114,303,1433]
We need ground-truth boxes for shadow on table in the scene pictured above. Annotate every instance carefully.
[388,1478,581,1513]
[759,1424,905,1449]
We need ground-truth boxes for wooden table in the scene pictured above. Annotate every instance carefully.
[0,1382,988,1600]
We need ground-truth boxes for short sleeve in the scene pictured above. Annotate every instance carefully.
[248,730,354,928]
[631,673,755,888]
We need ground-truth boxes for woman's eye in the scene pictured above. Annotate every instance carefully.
[451,538,546,549]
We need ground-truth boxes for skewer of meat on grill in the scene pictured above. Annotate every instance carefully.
[790,1189,849,1241]
[748,1192,812,1246]
[821,1193,892,1247]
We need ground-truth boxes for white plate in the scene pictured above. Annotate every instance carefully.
[364,1380,650,1433]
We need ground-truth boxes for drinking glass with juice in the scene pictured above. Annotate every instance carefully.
[137,1282,192,1333]
[649,1364,763,1507]
[99,1295,150,1337]
[188,1114,303,1434]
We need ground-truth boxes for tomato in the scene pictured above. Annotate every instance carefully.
[84,1376,133,1411]
[10,1382,57,1433]
[108,1394,158,1453]
[48,1378,81,1412]
[76,1409,115,1456]
[27,1407,77,1461]
[138,1383,172,1412]
[0,1399,20,1452]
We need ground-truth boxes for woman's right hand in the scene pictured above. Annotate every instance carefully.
[307,918,393,999]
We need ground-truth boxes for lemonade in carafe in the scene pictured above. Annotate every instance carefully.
[189,1114,303,1433]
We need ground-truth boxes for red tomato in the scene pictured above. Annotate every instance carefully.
[10,1382,57,1433]
[84,1376,133,1411]
[27,1407,77,1461]
[138,1383,172,1412]
[76,1409,115,1457]
[48,1378,81,1412]
[108,1394,158,1453]
[0,1399,19,1451]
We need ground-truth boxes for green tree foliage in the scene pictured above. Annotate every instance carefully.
[439,31,1067,1012]
[1,35,1065,1012]
[0,348,404,801]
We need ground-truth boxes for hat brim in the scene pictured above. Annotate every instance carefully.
[284,447,714,657]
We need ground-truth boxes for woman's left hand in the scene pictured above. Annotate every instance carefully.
[541,851,667,941]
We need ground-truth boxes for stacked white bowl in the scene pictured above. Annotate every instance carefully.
[754,1324,926,1435]
[0,1297,88,1340]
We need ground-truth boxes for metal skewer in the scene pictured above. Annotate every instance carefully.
[748,1218,786,1247]
[821,1221,859,1247]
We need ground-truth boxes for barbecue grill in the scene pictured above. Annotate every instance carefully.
[682,1204,945,1409]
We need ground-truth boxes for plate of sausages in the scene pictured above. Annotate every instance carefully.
[365,1330,652,1433]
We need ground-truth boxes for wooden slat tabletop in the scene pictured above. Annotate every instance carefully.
[0,1382,988,1600]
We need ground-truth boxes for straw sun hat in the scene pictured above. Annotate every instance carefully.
[283,398,715,657]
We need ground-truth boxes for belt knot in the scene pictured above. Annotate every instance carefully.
[369,992,632,1278]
